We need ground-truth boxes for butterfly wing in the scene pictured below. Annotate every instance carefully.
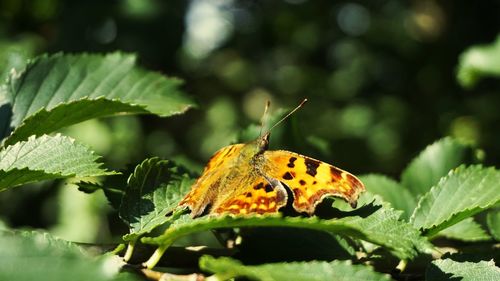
[211,176,288,215]
[262,150,365,214]
[179,144,245,217]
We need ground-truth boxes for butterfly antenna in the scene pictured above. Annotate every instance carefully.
[259,100,271,137]
[268,98,308,132]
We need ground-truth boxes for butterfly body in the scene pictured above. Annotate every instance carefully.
[179,132,365,217]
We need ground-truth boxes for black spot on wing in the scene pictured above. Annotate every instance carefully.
[264,184,273,193]
[299,180,306,185]
[287,157,297,168]
[283,171,294,180]
[253,183,264,190]
[305,158,320,177]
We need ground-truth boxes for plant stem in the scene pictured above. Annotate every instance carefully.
[396,260,408,272]
[111,243,126,255]
[123,240,136,262]
[143,244,169,269]
[205,274,225,281]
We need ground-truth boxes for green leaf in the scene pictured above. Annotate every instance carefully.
[0,230,138,281]
[0,134,114,191]
[410,165,500,237]
[0,35,40,83]
[437,218,491,242]
[359,174,416,220]
[457,35,500,88]
[426,259,500,281]
[76,181,103,194]
[401,137,474,198]
[2,52,195,145]
[119,157,194,241]
[200,256,393,281]
[0,36,40,140]
[143,205,431,261]
[77,172,129,210]
[487,209,500,241]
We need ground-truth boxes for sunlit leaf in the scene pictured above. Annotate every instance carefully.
[401,137,474,198]
[119,157,194,241]
[359,174,416,220]
[0,230,138,281]
[426,259,500,281]
[200,255,393,281]
[2,52,195,145]
[457,35,500,88]
[0,134,114,191]
[143,204,431,263]
[437,218,491,242]
[410,165,500,237]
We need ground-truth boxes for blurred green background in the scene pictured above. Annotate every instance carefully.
[0,0,499,243]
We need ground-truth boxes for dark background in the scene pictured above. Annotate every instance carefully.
[0,0,499,242]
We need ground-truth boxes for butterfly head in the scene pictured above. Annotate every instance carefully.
[258,132,270,152]
[247,99,307,157]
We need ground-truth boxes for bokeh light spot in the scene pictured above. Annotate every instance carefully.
[337,3,371,36]
[184,0,234,59]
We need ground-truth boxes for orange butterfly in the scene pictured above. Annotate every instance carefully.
[179,99,365,217]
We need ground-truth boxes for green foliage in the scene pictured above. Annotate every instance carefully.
[457,35,500,88]
[0,51,196,277]
[0,230,138,281]
[119,157,194,241]
[142,204,431,265]
[410,165,500,237]
[486,209,500,241]
[2,52,194,145]
[0,134,114,191]
[426,259,500,281]
[437,218,491,242]
[0,45,498,279]
[400,138,474,198]
[359,174,416,220]
[200,256,393,281]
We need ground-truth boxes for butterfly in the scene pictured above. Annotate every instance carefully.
[178,99,365,217]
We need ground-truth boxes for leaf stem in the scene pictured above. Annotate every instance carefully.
[111,243,126,255]
[205,274,223,281]
[396,260,407,272]
[123,240,136,262]
[143,244,170,269]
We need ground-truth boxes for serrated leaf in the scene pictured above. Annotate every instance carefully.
[457,35,500,88]
[2,52,195,145]
[486,209,500,241]
[0,230,138,281]
[143,204,431,260]
[401,137,474,198]
[200,256,393,281]
[359,174,416,220]
[119,157,194,241]
[437,217,491,242]
[0,134,114,191]
[411,165,500,237]
[76,172,130,210]
[77,181,103,194]
[426,259,500,281]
